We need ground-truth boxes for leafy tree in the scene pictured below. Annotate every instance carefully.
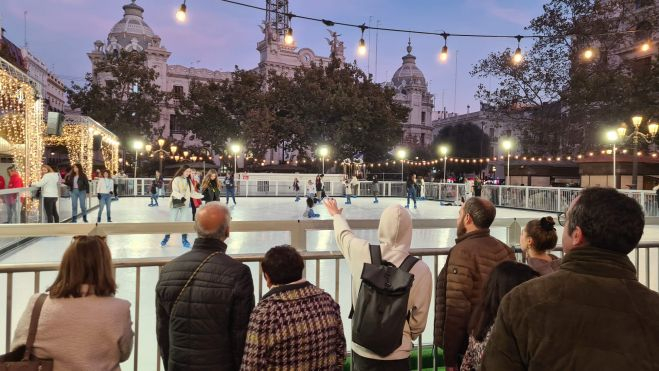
[67,51,166,144]
[471,0,659,154]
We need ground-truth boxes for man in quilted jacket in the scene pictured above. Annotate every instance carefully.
[434,197,515,370]
[482,187,659,370]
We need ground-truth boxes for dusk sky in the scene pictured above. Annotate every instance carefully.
[1,0,545,114]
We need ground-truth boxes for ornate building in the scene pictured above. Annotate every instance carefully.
[88,0,343,152]
[388,41,434,147]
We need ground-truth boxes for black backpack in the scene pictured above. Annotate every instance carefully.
[350,244,419,357]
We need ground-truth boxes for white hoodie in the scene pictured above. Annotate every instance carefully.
[332,205,432,361]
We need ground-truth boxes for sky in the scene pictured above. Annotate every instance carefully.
[1,0,545,115]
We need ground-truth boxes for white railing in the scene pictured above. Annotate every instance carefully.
[110,178,468,203]
[482,185,659,215]
[0,221,658,371]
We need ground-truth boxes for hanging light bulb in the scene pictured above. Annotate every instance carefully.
[357,24,367,56]
[176,1,187,23]
[284,14,294,45]
[439,33,449,62]
[582,47,594,60]
[512,35,523,64]
[640,40,651,52]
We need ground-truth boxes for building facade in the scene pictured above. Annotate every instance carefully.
[387,41,434,147]
[21,49,66,114]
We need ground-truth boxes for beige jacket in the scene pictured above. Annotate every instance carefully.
[169,176,202,208]
[333,205,432,360]
[12,294,133,371]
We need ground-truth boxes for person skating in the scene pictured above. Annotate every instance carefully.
[161,165,203,248]
[293,177,301,202]
[303,197,320,218]
[224,172,237,205]
[190,168,202,221]
[405,174,417,209]
[306,179,316,200]
[372,175,380,203]
[96,170,114,223]
[64,163,90,223]
[343,175,352,205]
[350,175,359,198]
[201,169,221,203]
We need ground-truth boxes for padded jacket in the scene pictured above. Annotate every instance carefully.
[434,229,515,367]
[156,238,255,371]
[482,246,659,371]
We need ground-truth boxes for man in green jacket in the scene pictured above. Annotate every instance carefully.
[482,187,659,370]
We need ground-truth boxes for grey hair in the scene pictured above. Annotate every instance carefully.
[194,202,231,240]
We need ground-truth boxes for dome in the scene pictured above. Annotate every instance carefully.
[106,1,156,53]
[391,41,427,90]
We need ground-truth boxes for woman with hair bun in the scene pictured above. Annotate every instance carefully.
[520,216,561,275]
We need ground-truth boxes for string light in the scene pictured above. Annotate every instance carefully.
[640,40,651,52]
[439,33,449,62]
[512,35,523,64]
[357,24,367,56]
[582,47,594,60]
[176,1,187,23]
[284,14,295,45]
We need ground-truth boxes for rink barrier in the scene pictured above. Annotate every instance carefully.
[0,221,659,371]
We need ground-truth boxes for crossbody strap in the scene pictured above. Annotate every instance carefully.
[170,251,220,317]
[23,294,48,361]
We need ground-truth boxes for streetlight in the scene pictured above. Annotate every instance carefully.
[396,149,407,181]
[439,145,449,183]
[502,139,513,185]
[145,138,179,174]
[318,146,329,174]
[606,130,619,188]
[133,140,144,178]
[618,116,658,189]
[231,143,241,172]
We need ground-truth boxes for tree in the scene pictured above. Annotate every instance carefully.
[67,51,166,144]
[433,123,491,174]
[471,0,659,153]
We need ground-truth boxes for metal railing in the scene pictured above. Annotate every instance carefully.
[482,185,659,214]
[0,221,658,370]
[108,178,468,204]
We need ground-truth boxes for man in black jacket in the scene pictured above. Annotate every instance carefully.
[156,202,255,371]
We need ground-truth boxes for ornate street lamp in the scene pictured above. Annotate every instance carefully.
[618,116,658,189]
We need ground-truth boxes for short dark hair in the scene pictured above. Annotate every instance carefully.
[262,245,304,285]
[464,197,496,229]
[306,197,314,208]
[567,187,644,254]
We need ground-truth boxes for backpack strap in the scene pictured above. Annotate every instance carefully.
[399,255,419,273]
[369,244,382,266]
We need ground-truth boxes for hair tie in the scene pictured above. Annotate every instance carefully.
[540,217,555,231]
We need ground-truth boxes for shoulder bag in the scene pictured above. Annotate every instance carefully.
[0,294,54,370]
[170,251,220,317]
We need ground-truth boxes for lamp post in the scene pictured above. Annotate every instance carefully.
[606,130,619,188]
[439,146,449,183]
[231,143,241,173]
[145,138,178,174]
[133,140,143,178]
[318,146,329,174]
[396,149,407,181]
[502,139,512,185]
[617,116,658,190]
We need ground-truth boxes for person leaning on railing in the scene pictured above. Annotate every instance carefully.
[10,235,134,370]
[6,165,24,224]
[31,165,60,223]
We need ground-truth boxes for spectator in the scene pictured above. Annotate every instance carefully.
[6,165,24,224]
[405,173,417,209]
[473,177,482,197]
[460,262,539,371]
[325,199,432,369]
[241,245,345,370]
[483,187,659,370]
[315,175,323,201]
[96,170,114,223]
[111,171,119,199]
[434,197,515,370]
[64,163,90,223]
[201,169,221,203]
[303,197,320,218]
[521,216,560,275]
[11,235,133,370]
[161,165,202,248]
[224,172,237,206]
[156,202,254,371]
[0,172,4,189]
[32,165,60,223]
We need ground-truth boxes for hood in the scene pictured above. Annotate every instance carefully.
[378,205,412,254]
[263,281,326,302]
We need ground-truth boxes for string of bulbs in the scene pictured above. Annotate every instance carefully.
[175,0,654,64]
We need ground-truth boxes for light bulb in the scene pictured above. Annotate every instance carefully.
[513,48,523,64]
[284,28,294,45]
[583,48,593,60]
[358,38,367,56]
[641,41,650,52]
[439,46,448,62]
[176,3,187,23]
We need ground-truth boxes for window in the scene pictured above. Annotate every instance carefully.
[131,84,139,93]
[506,130,512,137]
[420,133,426,145]
[421,111,426,124]
[170,114,181,133]
[489,128,495,137]
[105,80,116,89]
[173,85,184,97]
